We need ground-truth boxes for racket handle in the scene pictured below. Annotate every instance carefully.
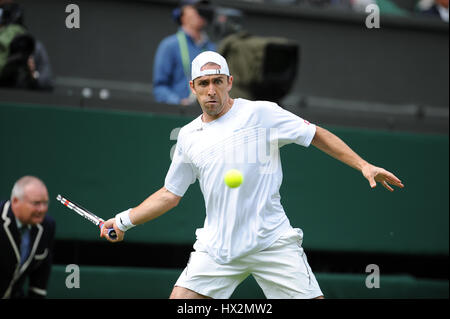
[99,222,118,240]
[107,228,117,240]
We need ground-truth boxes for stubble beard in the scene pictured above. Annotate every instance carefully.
[202,98,226,117]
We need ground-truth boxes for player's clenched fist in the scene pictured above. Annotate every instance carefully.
[100,208,135,242]
[100,218,124,242]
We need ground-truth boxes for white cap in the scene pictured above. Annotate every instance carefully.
[191,51,230,81]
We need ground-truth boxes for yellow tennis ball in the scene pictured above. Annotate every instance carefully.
[224,169,243,188]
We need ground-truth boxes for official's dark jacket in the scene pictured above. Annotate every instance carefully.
[1,200,55,298]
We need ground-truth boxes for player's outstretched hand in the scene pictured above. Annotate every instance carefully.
[100,218,125,242]
[361,163,404,192]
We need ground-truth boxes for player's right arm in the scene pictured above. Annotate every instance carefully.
[101,187,181,242]
[102,126,195,242]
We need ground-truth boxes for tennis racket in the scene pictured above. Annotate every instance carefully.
[56,194,117,239]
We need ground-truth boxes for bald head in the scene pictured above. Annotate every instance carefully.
[11,176,49,225]
[11,176,46,200]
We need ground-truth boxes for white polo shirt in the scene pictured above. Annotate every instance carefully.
[165,98,316,264]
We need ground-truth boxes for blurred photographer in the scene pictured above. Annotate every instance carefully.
[0,1,53,90]
[152,0,216,105]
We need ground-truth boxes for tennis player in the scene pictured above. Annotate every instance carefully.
[101,51,404,299]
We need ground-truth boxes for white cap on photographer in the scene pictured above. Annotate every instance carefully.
[191,51,230,81]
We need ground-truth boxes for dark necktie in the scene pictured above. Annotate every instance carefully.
[20,226,31,265]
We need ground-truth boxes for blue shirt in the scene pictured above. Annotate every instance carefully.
[152,29,216,105]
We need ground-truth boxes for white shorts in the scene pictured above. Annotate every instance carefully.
[174,228,323,299]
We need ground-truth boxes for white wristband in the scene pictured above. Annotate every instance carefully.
[115,209,135,232]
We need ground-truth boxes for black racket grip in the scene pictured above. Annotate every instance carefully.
[99,222,118,240]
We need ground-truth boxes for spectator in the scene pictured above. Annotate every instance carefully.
[152,0,216,105]
[1,176,55,299]
[417,0,449,22]
[0,1,53,90]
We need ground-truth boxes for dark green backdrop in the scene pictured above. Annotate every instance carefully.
[1,103,448,256]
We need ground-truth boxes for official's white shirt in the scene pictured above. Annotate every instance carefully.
[165,98,316,264]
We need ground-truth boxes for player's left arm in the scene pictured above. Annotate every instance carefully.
[311,125,404,191]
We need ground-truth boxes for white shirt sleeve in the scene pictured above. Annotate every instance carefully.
[164,139,196,197]
[260,102,316,147]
